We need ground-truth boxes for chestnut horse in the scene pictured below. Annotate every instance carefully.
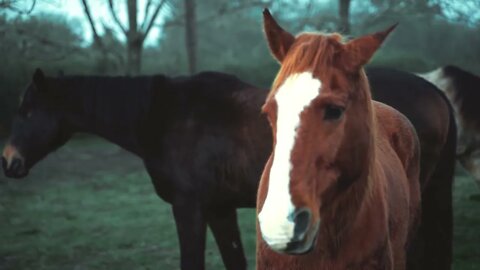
[257,10,421,269]
[419,65,480,186]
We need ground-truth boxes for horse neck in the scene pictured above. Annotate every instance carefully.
[317,73,380,258]
[54,76,162,156]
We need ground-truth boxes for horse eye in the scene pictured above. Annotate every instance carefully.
[323,105,344,120]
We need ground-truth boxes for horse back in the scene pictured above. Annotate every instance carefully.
[426,65,480,132]
[374,101,420,186]
[367,67,452,190]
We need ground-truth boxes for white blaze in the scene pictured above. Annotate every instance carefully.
[258,72,322,250]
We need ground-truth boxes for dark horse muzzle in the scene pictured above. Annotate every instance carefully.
[284,207,319,255]
[2,144,28,178]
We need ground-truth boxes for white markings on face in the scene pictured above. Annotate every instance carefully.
[258,72,322,251]
[2,144,23,169]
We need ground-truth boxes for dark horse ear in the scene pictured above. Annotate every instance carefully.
[263,8,295,63]
[33,68,47,92]
[341,23,398,72]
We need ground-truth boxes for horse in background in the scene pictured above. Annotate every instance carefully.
[257,9,420,269]
[419,65,480,187]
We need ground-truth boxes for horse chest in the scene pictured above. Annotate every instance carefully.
[257,243,393,270]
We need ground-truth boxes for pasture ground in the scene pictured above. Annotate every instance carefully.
[0,136,479,270]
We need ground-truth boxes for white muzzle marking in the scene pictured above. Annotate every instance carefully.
[258,72,322,250]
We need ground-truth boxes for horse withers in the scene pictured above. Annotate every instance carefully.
[257,10,422,269]
[419,65,480,187]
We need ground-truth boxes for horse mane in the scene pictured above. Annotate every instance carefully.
[45,75,165,130]
[442,65,480,129]
[38,72,266,133]
[271,33,344,95]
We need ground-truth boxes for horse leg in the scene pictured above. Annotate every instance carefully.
[207,208,247,270]
[172,200,208,270]
[409,151,455,270]
[426,166,454,270]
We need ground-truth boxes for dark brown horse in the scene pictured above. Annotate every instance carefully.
[419,65,480,187]
[2,63,455,269]
[2,70,272,270]
[257,10,420,269]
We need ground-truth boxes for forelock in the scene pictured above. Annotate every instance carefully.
[272,33,345,92]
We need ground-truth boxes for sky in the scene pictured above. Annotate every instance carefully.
[15,0,170,45]
[7,0,480,46]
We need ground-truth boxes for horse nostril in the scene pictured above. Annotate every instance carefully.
[10,158,22,172]
[293,207,312,241]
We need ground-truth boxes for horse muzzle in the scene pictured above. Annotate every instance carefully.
[260,206,319,255]
[283,207,319,255]
[2,145,28,179]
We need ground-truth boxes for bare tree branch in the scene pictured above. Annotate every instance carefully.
[14,27,88,57]
[184,0,196,73]
[99,22,126,66]
[26,0,35,13]
[162,0,270,28]
[142,0,167,39]
[80,0,106,51]
[0,0,36,15]
[107,0,127,34]
[140,0,153,30]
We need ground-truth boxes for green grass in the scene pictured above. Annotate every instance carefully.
[452,168,480,270]
[0,137,479,269]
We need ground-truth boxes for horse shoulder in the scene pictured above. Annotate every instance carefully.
[373,101,421,270]
[373,101,420,176]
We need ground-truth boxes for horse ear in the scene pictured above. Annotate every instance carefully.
[263,8,295,62]
[341,23,398,72]
[33,68,47,92]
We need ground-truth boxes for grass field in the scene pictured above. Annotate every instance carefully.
[0,136,479,270]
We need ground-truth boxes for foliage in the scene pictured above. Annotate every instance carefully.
[1,0,480,131]
[0,14,94,133]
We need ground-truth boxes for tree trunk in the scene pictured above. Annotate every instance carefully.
[127,40,142,76]
[184,0,196,74]
[339,0,351,34]
[126,0,141,75]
